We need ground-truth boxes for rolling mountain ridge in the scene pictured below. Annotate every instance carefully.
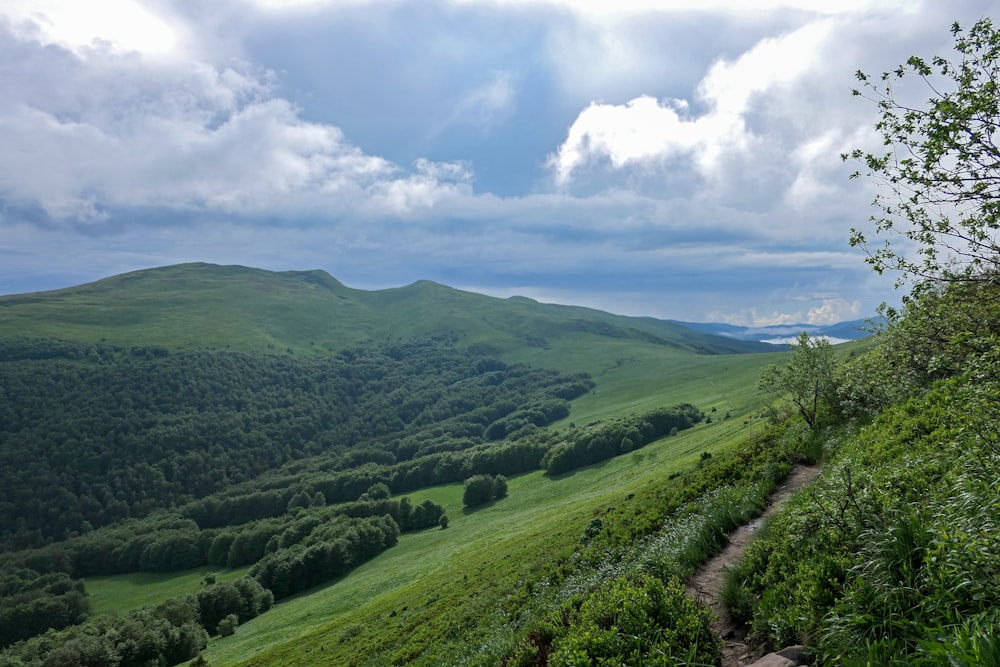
[0,263,781,362]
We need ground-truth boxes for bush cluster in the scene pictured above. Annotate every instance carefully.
[461,474,508,507]
[0,577,271,666]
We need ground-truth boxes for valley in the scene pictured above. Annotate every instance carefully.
[0,263,793,666]
[2,262,997,667]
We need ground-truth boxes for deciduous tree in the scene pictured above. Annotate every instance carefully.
[845,18,1000,286]
[758,332,839,429]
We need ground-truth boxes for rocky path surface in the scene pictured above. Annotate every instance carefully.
[686,465,822,667]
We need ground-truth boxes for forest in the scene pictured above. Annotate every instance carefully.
[0,336,592,546]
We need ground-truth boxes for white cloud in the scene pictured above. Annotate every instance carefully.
[0,33,471,222]
[0,0,179,55]
[4,0,949,322]
[453,71,517,129]
[450,0,910,18]
[549,18,835,186]
[548,96,698,184]
[714,297,862,327]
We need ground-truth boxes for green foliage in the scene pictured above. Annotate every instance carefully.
[462,475,508,508]
[0,575,270,665]
[195,577,273,633]
[0,568,89,648]
[250,515,399,599]
[217,613,238,637]
[845,18,1000,285]
[0,602,209,667]
[542,404,704,475]
[758,332,839,429]
[731,329,1000,663]
[838,282,1000,419]
[539,574,718,666]
[0,336,586,546]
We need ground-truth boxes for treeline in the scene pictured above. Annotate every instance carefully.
[0,576,272,665]
[0,488,445,579]
[251,514,401,599]
[0,493,443,650]
[0,336,592,547]
[172,404,704,532]
[543,404,704,475]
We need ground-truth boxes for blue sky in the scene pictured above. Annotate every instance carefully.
[0,0,995,324]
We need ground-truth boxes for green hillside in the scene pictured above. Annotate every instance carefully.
[10,259,992,667]
[0,262,772,364]
[0,262,781,427]
[0,263,797,666]
[5,17,1000,666]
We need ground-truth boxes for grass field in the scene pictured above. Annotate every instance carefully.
[0,263,774,361]
[77,335,806,665]
[198,410,758,666]
[82,396,759,665]
[86,566,250,616]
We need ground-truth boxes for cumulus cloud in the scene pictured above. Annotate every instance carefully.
[714,297,863,327]
[1,0,179,55]
[0,29,472,223]
[549,18,834,187]
[4,0,965,324]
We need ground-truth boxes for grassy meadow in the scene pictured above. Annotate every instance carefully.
[205,414,746,666]
[73,332,797,665]
[0,263,773,360]
[86,567,250,617]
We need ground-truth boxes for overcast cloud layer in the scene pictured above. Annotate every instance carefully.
[1,0,996,324]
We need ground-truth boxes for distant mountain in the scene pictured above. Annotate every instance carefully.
[0,263,776,372]
[672,318,877,345]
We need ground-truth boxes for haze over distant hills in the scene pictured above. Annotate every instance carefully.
[674,319,875,345]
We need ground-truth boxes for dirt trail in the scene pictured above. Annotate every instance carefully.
[686,465,822,667]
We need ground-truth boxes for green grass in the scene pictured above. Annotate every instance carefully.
[86,566,250,616]
[197,415,756,666]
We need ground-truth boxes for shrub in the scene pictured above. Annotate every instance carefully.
[461,474,508,507]
[530,574,719,666]
[217,613,238,637]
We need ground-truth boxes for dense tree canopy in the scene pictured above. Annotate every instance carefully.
[0,337,591,546]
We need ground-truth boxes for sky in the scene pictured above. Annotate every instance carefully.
[0,0,996,325]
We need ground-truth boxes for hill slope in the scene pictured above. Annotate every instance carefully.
[0,263,800,666]
[0,263,774,364]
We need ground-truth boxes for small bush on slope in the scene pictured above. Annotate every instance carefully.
[507,574,717,667]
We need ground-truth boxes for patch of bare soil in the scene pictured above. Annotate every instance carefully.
[686,465,821,667]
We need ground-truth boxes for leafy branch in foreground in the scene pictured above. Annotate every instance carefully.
[845,17,1000,286]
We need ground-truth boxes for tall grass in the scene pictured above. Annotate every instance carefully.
[725,375,1000,665]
